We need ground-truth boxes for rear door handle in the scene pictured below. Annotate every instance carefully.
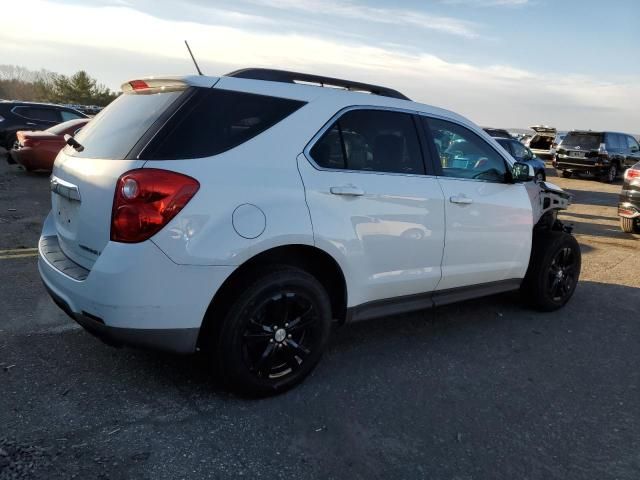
[330,185,365,196]
[450,195,473,205]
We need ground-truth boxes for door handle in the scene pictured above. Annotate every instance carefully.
[450,195,473,205]
[330,185,365,196]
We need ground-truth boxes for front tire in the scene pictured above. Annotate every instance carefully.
[522,231,581,311]
[620,217,639,233]
[215,267,332,396]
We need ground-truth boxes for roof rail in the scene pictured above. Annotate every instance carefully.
[224,68,411,101]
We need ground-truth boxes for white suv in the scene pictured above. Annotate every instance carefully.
[39,69,580,395]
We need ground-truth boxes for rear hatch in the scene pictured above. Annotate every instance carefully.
[528,125,556,150]
[556,131,604,165]
[50,78,205,269]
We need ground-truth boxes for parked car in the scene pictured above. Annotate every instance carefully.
[39,69,579,395]
[0,101,88,150]
[554,131,640,182]
[495,137,546,181]
[526,125,556,160]
[8,118,90,171]
[619,162,640,233]
[483,127,512,139]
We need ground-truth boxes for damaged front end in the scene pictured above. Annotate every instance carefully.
[526,180,573,233]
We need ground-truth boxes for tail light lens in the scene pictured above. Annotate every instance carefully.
[111,169,199,243]
[624,168,640,182]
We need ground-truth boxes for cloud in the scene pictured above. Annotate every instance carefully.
[1,0,637,132]
[245,0,481,38]
[440,0,529,6]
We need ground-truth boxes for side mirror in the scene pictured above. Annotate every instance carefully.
[511,161,534,182]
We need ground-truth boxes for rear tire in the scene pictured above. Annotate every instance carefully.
[214,267,332,396]
[561,170,572,178]
[605,163,618,183]
[522,230,581,311]
[620,217,639,233]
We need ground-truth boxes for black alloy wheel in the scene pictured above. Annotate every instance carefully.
[606,163,618,183]
[547,247,578,302]
[241,291,319,380]
[522,230,581,311]
[215,267,331,396]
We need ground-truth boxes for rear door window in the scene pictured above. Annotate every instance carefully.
[141,89,305,160]
[309,109,425,175]
[61,110,85,122]
[13,106,61,122]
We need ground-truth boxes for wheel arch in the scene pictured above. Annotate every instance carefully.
[197,244,348,349]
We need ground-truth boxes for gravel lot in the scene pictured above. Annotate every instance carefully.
[1,151,639,479]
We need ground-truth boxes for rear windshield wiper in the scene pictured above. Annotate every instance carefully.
[64,134,84,152]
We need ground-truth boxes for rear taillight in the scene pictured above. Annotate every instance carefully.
[111,169,199,243]
[624,168,640,181]
[129,80,149,91]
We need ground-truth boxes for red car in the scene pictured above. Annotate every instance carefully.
[9,118,90,171]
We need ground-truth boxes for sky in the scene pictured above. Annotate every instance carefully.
[2,0,639,131]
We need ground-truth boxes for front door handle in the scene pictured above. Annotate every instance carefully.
[450,195,473,205]
[330,185,365,196]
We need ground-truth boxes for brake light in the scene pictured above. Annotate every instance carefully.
[111,169,199,243]
[625,168,640,181]
[129,80,150,91]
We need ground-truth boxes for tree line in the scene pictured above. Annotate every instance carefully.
[0,65,118,106]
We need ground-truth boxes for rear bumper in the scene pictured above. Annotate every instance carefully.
[42,280,200,352]
[554,160,606,173]
[38,211,236,353]
[618,201,640,219]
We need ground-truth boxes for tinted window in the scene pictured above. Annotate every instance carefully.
[61,110,84,122]
[68,90,184,159]
[627,136,640,152]
[142,89,305,160]
[511,140,528,159]
[14,106,60,122]
[310,109,425,174]
[426,117,507,182]
[562,132,603,150]
[495,138,514,155]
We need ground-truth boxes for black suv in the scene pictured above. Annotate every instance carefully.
[554,131,640,182]
[0,101,87,149]
[619,161,640,233]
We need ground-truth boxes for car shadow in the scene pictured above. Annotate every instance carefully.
[58,280,638,400]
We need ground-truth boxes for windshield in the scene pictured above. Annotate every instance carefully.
[561,132,603,150]
[66,90,184,159]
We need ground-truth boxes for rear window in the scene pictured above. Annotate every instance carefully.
[561,132,603,150]
[46,119,87,135]
[140,89,305,160]
[66,90,184,159]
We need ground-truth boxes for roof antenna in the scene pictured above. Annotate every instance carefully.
[184,40,203,76]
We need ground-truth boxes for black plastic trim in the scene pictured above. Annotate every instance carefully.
[346,279,521,323]
[225,68,411,100]
[41,281,199,354]
[39,235,89,281]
